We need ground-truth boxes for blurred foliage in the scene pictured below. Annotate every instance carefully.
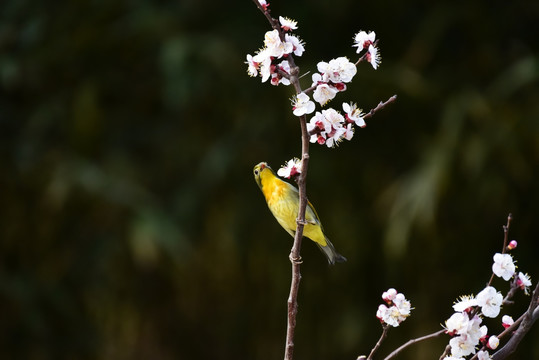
[1,0,539,359]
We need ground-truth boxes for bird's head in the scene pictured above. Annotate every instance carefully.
[253,162,272,190]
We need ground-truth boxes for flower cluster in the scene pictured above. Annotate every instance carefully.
[311,57,357,105]
[246,11,382,148]
[245,16,304,86]
[306,102,365,147]
[442,247,532,359]
[376,288,412,327]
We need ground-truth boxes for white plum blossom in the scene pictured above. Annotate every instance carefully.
[449,334,477,357]
[245,54,259,77]
[477,350,490,360]
[343,102,365,127]
[285,34,305,56]
[453,295,478,312]
[307,112,329,145]
[258,0,269,10]
[367,44,381,70]
[502,315,514,329]
[444,309,484,357]
[343,123,354,141]
[393,293,412,317]
[376,303,410,327]
[322,108,344,127]
[313,83,338,105]
[322,109,346,147]
[492,253,516,281]
[516,272,532,294]
[487,335,499,350]
[308,111,331,133]
[251,48,273,82]
[279,16,298,31]
[270,60,291,86]
[467,316,485,344]
[376,289,412,327]
[312,72,329,84]
[445,312,470,336]
[277,158,302,178]
[376,304,398,327]
[443,357,465,360]
[317,57,357,83]
[264,29,293,57]
[292,93,315,116]
[353,30,376,52]
[476,286,503,318]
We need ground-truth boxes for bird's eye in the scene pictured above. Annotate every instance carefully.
[254,169,259,176]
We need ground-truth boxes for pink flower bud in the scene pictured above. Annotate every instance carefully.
[507,240,517,250]
[502,315,514,329]
[487,336,499,350]
[382,288,397,303]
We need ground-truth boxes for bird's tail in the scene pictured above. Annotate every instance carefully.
[317,237,347,265]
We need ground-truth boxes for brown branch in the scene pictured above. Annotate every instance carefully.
[468,312,526,360]
[382,329,445,360]
[491,281,539,360]
[284,63,309,360]
[251,0,281,34]
[363,95,397,120]
[250,3,308,360]
[364,325,391,360]
[502,213,512,252]
[487,213,513,287]
[438,345,451,360]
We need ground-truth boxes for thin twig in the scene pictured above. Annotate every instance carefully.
[383,329,446,360]
[364,325,390,360]
[502,213,512,252]
[438,345,451,360]
[487,214,512,287]
[363,95,398,120]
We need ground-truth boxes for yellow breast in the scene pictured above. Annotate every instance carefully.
[260,170,327,246]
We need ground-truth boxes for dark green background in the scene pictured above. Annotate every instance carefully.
[1,0,538,359]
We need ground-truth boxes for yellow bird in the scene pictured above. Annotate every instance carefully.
[253,162,347,264]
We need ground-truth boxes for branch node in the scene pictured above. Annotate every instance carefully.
[289,254,303,264]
